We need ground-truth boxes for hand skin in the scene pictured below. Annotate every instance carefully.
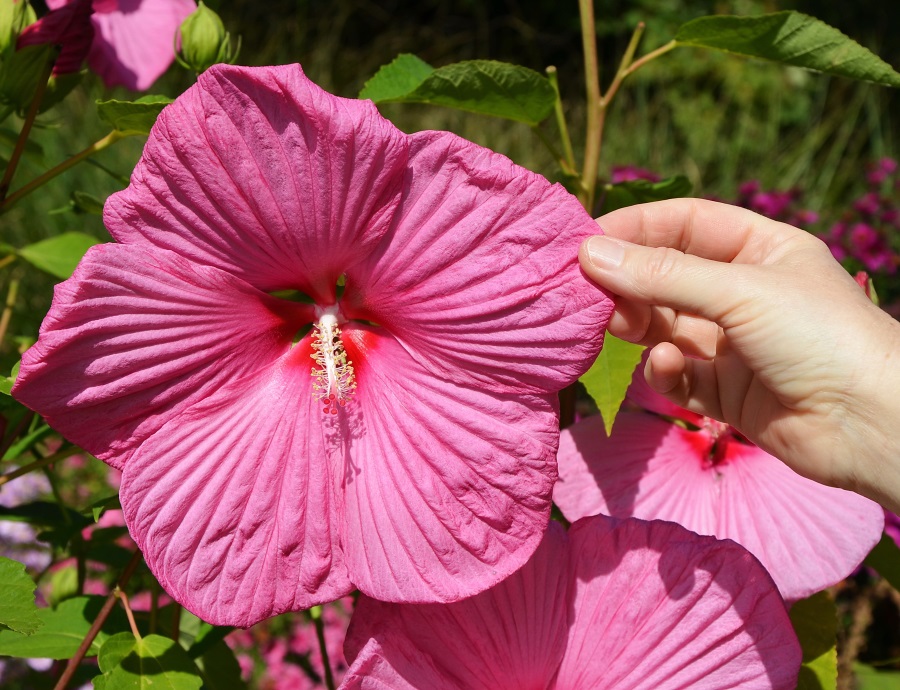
[581,198,900,514]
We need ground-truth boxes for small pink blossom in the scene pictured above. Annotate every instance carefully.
[47,0,196,90]
[13,64,612,626]
[342,516,801,689]
[554,361,885,601]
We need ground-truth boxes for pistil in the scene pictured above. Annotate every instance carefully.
[310,307,357,414]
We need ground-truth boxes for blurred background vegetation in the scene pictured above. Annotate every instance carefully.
[2,0,898,343]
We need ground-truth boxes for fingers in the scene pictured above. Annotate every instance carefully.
[607,299,720,358]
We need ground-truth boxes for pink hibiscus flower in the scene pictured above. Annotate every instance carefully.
[554,359,884,601]
[342,515,801,689]
[12,63,613,626]
[46,0,195,91]
[16,0,94,76]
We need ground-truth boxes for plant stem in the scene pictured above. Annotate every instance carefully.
[0,275,20,346]
[531,124,578,179]
[53,550,143,690]
[621,39,677,80]
[0,54,56,203]
[311,606,336,690]
[1,130,125,212]
[578,0,602,212]
[602,22,646,107]
[116,589,142,641]
[0,445,81,487]
[546,66,577,175]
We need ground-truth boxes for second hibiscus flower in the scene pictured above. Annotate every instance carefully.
[13,64,613,626]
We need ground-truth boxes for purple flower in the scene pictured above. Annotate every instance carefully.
[342,516,801,689]
[13,64,613,626]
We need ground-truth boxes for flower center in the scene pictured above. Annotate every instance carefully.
[310,307,357,414]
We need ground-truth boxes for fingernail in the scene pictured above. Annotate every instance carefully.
[585,235,625,269]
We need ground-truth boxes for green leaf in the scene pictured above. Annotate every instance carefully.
[362,57,556,125]
[0,557,42,635]
[194,639,246,690]
[0,501,92,550]
[863,532,900,591]
[579,335,645,436]
[93,632,204,690]
[89,494,122,523]
[599,175,693,215]
[0,596,129,658]
[2,422,52,460]
[675,12,900,87]
[854,663,900,690]
[360,53,436,101]
[96,95,174,135]
[0,360,17,396]
[18,232,101,279]
[790,591,837,690]
[47,566,79,608]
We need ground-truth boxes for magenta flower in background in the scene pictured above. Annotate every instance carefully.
[16,0,94,75]
[342,515,801,689]
[12,63,613,626]
[46,0,195,90]
[554,362,884,601]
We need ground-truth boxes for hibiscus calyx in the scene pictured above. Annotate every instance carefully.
[310,305,357,414]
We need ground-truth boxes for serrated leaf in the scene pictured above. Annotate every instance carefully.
[0,556,42,635]
[675,12,900,87]
[96,95,173,135]
[93,632,203,690]
[0,596,129,658]
[863,532,900,591]
[854,663,900,690]
[599,175,693,214]
[790,591,837,690]
[17,232,100,279]
[579,335,645,436]
[362,58,556,125]
[360,53,435,102]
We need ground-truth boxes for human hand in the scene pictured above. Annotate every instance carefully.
[581,198,900,512]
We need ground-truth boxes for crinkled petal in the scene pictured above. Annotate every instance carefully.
[86,0,196,91]
[343,130,612,395]
[554,414,884,601]
[12,244,308,469]
[105,63,408,299]
[120,349,351,627]
[341,522,570,689]
[555,515,800,690]
[338,326,558,603]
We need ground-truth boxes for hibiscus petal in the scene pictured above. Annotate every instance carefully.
[339,327,559,603]
[343,130,612,395]
[105,63,409,299]
[341,521,570,689]
[12,244,308,468]
[555,515,800,690]
[120,350,352,627]
[87,0,195,90]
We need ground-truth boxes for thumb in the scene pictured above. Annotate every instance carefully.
[579,235,747,324]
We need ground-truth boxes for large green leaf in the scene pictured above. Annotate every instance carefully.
[599,175,693,215]
[863,532,900,591]
[0,596,129,658]
[579,335,645,436]
[96,95,174,135]
[93,633,203,690]
[855,664,900,690]
[675,12,900,87]
[361,56,556,125]
[0,557,42,635]
[790,591,837,690]
[18,232,100,279]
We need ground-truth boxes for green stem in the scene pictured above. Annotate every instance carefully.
[621,39,677,80]
[53,551,143,690]
[578,0,602,212]
[602,22,646,107]
[116,589,142,641]
[1,130,126,212]
[311,606,336,690]
[0,54,56,203]
[531,124,577,179]
[0,276,19,346]
[546,66,577,174]
[0,446,81,487]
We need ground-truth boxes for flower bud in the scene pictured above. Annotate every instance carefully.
[175,2,239,75]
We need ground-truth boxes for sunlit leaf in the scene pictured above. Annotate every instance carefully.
[579,335,645,436]
[360,53,435,102]
[675,12,900,87]
[18,232,101,279]
[599,175,692,214]
[97,95,173,135]
[93,632,203,690]
[0,556,42,635]
[790,591,837,690]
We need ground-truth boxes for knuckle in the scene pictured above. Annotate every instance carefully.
[638,246,684,288]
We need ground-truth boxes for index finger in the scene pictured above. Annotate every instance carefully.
[596,198,802,265]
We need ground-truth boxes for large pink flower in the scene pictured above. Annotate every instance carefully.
[342,515,801,689]
[12,64,612,626]
[47,0,195,91]
[554,361,884,601]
